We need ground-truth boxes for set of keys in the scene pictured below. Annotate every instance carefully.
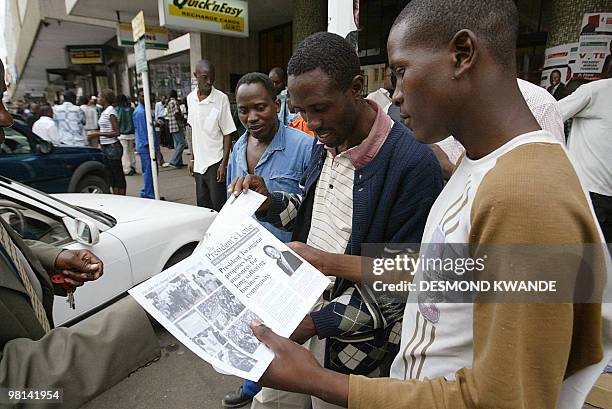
[51,273,76,309]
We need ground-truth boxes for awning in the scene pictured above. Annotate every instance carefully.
[15,19,116,99]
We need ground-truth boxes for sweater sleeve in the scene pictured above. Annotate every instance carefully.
[348,143,605,409]
[257,191,304,231]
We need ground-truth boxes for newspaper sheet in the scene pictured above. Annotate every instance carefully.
[129,192,331,381]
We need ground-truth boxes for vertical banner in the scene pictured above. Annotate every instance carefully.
[328,0,359,51]
[575,13,612,80]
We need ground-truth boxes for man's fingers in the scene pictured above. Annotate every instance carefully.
[242,175,253,193]
[63,277,84,287]
[230,176,245,196]
[250,321,285,353]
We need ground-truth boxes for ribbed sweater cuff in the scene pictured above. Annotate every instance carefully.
[310,306,342,339]
[256,191,285,222]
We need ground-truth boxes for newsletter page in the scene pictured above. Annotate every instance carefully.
[129,192,331,381]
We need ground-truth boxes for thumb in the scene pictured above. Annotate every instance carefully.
[250,320,284,352]
[287,242,301,251]
[78,253,98,272]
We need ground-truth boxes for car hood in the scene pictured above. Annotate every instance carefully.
[54,193,216,223]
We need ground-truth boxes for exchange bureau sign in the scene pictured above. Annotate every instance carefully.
[158,0,248,37]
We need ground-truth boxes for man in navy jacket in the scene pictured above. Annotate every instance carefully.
[229,32,442,409]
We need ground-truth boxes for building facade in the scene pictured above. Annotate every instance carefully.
[5,0,611,103]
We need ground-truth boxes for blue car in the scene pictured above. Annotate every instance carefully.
[0,119,110,193]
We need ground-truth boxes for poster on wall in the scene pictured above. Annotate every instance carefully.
[158,0,248,38]
[575,13,612,80]
[540,43,578,92]
[328,0,359,52]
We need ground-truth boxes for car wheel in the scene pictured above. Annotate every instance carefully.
[75,175,110,194]
[163,242,198,270]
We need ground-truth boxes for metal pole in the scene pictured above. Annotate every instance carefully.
[141,72,160,200]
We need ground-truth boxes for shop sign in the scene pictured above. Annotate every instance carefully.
[132,10,147,41]
[575,13,612,80]
[116,24,169,50]
[158,0,248,38]
[68,47,104,64]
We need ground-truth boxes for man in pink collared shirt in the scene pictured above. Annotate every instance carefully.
[228,32,443,409]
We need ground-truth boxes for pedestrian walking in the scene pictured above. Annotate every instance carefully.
[88,89,126,195]
[162,90,187,168]
[134,90,158,199]
[117,94,137,176]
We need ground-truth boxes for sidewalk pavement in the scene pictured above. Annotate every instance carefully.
[125,147,197,205]
[82,147,243,408]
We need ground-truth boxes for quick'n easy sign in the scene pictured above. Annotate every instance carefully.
[158,0,249,37]
[174,0,244,17]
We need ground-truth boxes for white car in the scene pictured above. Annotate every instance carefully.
[0,177,216,325]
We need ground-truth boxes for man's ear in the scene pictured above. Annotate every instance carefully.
[450,29,478,79]
[275,98,281,114]
[350,75,365,98]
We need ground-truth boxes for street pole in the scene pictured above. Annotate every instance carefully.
[132,10,160,200]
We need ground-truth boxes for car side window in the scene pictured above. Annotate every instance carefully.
[0,127,32,155]
[0,196,72,246]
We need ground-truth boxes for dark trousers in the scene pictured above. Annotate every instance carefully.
[194,160,226,211]
[590,192,612,243]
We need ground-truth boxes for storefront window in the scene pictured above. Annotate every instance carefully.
[148,52,192,98]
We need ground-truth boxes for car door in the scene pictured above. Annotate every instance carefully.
[0,185,133,326]
[0,124,69,192]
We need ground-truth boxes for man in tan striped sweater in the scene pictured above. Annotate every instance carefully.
[245,1,611,408]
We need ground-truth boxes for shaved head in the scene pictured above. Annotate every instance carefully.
[392,0,519,69]
[268,67,286,94]
[269,67,285,80]
[194,59,215,95]
[196,59,214,75]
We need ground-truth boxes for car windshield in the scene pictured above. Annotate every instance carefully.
[0,177,117,227]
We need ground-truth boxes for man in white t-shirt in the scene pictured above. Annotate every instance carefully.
[79,96,99,131]
[32,105,60,146]
[187,60,237,211]
[53,90,87,146]
[559,77,612,242]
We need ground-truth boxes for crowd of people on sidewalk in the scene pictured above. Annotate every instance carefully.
[1,0,610,408]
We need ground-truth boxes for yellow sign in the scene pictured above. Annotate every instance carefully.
[132,10,146,41]
[117,24,169,49]
[159,0,248,38]
[69,48,103,64]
